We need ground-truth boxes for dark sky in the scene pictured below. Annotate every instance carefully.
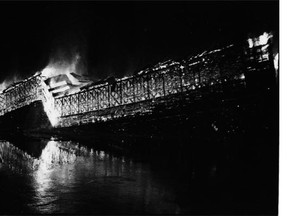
[0,1,278,82]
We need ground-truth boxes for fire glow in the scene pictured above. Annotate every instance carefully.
[0,32,277,129]
[274,53,279,71]
[39,53,86,127]
[41,53,80,78]
[0,75,22,93]
[247,32,273,48]
[41,84,60,127]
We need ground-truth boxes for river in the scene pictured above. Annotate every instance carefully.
[0,124,278,215]
[0,138,184,214]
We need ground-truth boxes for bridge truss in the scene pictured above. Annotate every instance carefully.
[0,39,275,127]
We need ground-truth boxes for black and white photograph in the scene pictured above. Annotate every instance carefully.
[0,1,282,215]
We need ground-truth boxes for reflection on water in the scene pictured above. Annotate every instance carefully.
[0,139,179,214]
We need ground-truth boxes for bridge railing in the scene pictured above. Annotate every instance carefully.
[0,40,275,122]
[55,44,247,118]
[0,74,42,116]
[0,94,4,116]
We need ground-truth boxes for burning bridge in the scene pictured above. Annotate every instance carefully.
[0,33,277,129]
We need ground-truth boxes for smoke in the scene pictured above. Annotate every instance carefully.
[0,74,22,93]
[41,47,88,79]
[0,48,88,93]
[42,16,89,79]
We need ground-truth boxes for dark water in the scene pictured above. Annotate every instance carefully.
[0,88,279,215]
[0,139,182,214]
[0,97,279,215]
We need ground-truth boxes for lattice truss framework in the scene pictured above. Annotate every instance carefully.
[0,75,42,115]
[55,45,250,117]
[0,43,273,119]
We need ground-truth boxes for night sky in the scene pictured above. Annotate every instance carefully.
[0,1,278,83]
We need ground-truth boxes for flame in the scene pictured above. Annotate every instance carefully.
[0,74,22,93]
[274,53,279,71]
[0,81,8,93]
[41,53,80,79]
[258,32,272,46]
[247,38,254,48]
[0,53,88,126]
[247,32,273,48]
[42,98,59,127]
[40,80,60,127]
[38,53,83,127]
[240,73,245,80]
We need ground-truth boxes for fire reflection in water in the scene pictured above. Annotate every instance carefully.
[30,140,101,212]
[0,139,178,214]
